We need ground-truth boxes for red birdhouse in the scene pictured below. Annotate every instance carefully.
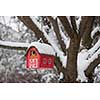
[26,42,55,69]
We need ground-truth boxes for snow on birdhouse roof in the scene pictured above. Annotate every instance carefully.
[27,42,55,56]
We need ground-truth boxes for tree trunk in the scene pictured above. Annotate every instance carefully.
[65,34,80,82]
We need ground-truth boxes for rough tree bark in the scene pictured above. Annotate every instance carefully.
[58,16,81,82]
[65,34,80,82]
[79,16,94,49]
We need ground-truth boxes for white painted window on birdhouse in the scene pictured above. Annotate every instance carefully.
[29,59,38,68]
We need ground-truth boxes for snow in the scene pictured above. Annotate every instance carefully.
[0,17,59,83]
[0,16,100,83]
[94,64,100,82]
[43,28,67,67]
[88,39,100,59]
[0,23,21,41]
[77,49,89,82]
[28,42,55,56]
[88,47,100,63]
[77,39,100,82]
[2,16,11,25]
[91,26,100,39]
[57,18,70,49]
[60,29,70,49]
[0,40,29,48]
[41,73,57,83]
[30,16,42,31]
[52,16,57,19]
[76,16,81,31]
[0,40,55,56]
[58,72,64,81]
[1,16,19,32]
[66,16,72,28]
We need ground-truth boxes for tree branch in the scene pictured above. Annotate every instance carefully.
[79,16,95,49]
[17,16,48,43]
[57,16,74,38]
[84,56,100,82]
[70,16,77,34]
[47,16,66,54]
[0,45,27,50]
[79,16,94,37]
[54,56,65,74]
[0,40,28,50]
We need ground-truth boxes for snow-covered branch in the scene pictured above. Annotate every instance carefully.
[77,39,100,82]
[0,22,25,42]
[0,22,19,34]
[87,39,100,59]
[58,16,74,38]
[91,26,100,39]
[0,40,29,49]
[47,16,66,54]
[18,16,48,43]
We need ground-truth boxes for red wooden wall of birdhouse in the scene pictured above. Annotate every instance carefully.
[39,54,54,68]
[26,47,40,69]
[26,47,55,69]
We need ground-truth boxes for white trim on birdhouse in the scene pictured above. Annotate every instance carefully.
[27,42,55,56]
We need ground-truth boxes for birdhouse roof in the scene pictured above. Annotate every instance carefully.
[27,42,55,56]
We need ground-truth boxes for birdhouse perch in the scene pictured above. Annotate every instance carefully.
[26,42,55,69]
